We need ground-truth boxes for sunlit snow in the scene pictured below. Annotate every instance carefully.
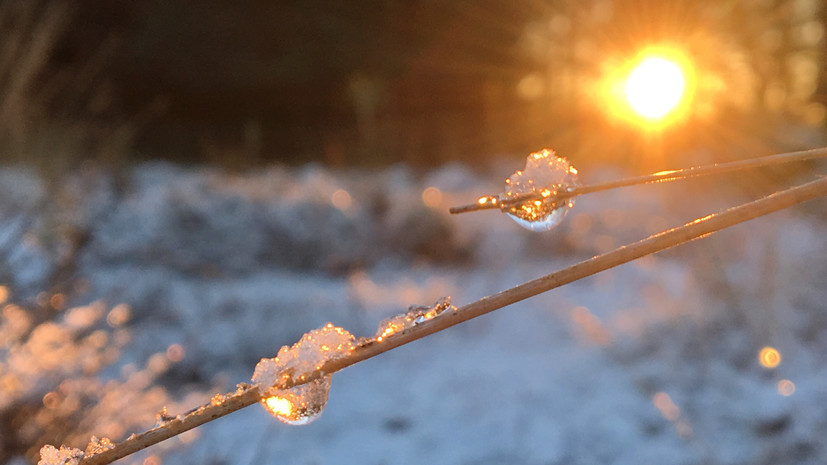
[38,445,83,465]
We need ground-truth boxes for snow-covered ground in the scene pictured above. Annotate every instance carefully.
[2,160,826,464]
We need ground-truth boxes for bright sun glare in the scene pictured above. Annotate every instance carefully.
[624,56,686,120]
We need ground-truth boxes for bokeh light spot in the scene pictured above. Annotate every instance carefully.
[777,379,795,396]
[143,454,162,465]
[106,304,131,327]
[42,391,60,409]
[331,189,352,211]
[421,187,443,207]
[758,346,781,369]
[166,343,185,362]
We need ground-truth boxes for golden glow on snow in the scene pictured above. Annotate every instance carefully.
[376,322,402,342]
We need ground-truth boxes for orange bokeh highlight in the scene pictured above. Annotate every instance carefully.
[758,346,781,369]
[331,189,352,210]
[421,187,443,207]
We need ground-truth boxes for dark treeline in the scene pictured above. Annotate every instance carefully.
[1,0,826,170]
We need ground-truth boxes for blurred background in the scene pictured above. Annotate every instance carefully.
[1,1,827,464]
[2,0,827,171]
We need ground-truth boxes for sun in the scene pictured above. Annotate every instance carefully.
[624,56,686,120]
[599,48,694,130]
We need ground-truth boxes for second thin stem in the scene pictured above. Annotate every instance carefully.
[450,146,827,215]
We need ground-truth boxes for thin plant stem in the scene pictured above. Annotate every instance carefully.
[449,146,827,214]
[80,175,827,465]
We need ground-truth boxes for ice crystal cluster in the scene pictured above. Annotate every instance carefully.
[501,149,579,231]
[37,436,115,465]
[38,445,84,465]
[84,436,115,456]
[375,297,456,341]
[252,323,355,425]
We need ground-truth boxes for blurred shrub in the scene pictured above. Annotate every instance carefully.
[85,162,469,276]
[0,296,173,464]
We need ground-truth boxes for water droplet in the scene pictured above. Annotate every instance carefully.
[252,324,355,425]
[503,149,579,231]
[260,376,331,425]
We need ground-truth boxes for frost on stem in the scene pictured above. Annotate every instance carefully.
[501,149,579,231]
[251,323,355,425]
[153,406,177,428]
[38,436,115,465]
[83,437,115,456]
[374,297,457,342]
[38,445,84,465]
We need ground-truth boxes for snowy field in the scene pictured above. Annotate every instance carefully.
[1,160,826,465]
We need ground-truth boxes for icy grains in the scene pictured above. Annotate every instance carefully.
[84,436,115,456]
[38,436,115,465]
[38,445,84,465]
[252,323,355,425]
[375,297,457,342]
[502,149,579,231]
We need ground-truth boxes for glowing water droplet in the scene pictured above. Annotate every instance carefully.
[252,324,354,425]
[260,376,331,425]
[503,149,579,231]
